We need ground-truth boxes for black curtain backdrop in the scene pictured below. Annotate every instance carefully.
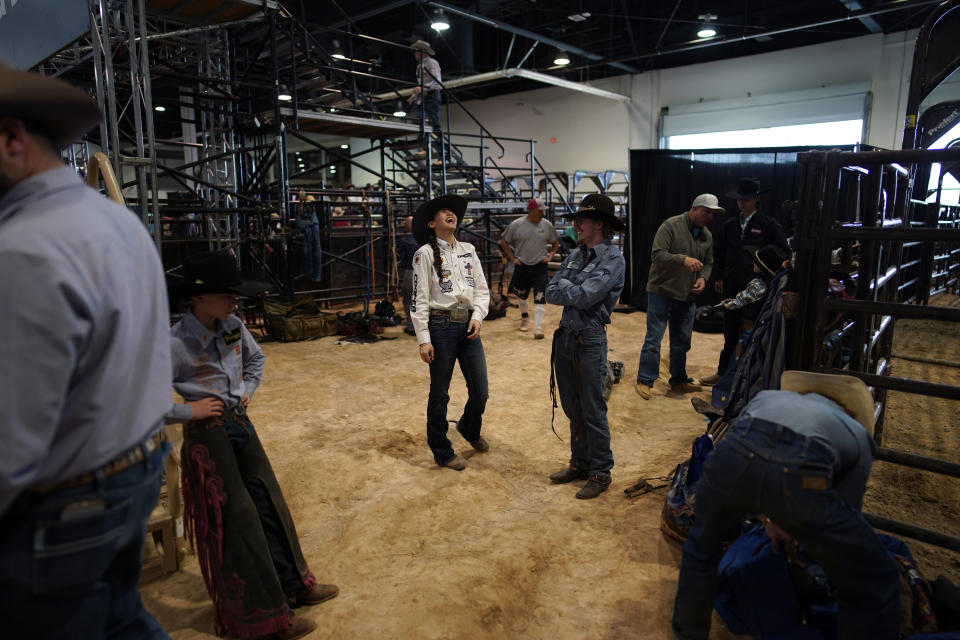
[623,145,865,310]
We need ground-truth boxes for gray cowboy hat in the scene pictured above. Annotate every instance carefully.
[413,194,467,245]
[560,193,625,231]
[411,40,436,56]
[0,61,100,147]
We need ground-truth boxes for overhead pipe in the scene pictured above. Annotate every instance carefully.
[425,0,641,74]
[364,67,630,102]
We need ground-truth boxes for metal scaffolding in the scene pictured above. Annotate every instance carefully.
[33,0,613,310]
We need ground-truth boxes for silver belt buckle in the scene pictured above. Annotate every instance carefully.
[451,307,470,323]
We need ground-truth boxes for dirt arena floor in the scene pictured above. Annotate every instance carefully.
[140,295,960,639]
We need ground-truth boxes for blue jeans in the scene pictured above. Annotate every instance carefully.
[554,326,614,479]
[0,438,171,640]
[672,416,899,640]
[412,90,442,132]
[411,91,444,154]
[297,219,322,281]
[427,315,488,465]
[636,292,695,386]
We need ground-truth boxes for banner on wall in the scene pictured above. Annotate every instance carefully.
[0,0,90,70]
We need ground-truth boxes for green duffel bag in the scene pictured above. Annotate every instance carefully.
[263,294,318,318]
[268,312,339,342]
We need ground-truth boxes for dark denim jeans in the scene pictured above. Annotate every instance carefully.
[0,439,171,640]
[717,305,742,376]
[636,292,695,386]
[427,315,488,465]
[672,416,899,640]
[411,90,444,155]
[554,326,614,479]
[297,218,322,281]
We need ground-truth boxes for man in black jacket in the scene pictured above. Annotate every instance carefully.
[702,179,788,386]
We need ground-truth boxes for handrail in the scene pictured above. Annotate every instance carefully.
[531,154,575,213]
[86,151,124,204]
[483,156,522,198]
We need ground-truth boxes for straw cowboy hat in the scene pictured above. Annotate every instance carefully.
[0,61,99,147]
[413,194,467,245]
[411,40,436,56]
[168,250,273,300]
[780,370,876,435]
[560,193,626,231]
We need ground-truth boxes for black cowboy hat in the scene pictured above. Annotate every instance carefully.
[753,244,791,277]
[168,250,272,300]
[560,193,625,231]
[413,194,468,245]
[726,178,768,199]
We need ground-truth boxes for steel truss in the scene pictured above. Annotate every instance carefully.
[33,0,623,311]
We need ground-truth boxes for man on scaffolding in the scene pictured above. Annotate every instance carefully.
[408,39,444,158]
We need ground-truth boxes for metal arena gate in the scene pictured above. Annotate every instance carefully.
[789,147,960,551]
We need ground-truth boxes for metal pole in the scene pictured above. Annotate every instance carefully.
[137,0,161,251]
[98,0,122,177]
[125,0,147,225]
[529,139,535,199]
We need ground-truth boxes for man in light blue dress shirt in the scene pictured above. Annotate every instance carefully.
[0,62,173,638]
[546,194,626,500]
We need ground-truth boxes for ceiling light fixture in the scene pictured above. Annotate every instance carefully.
[393,101,407,117]
[278,90,292,102]
[331,40,346,60]
[154,105,165,112]
[566,12,590,22]
[697,14,718,39]
[340,143,349,149]
[553,50,570,66]
[430,8,450,32]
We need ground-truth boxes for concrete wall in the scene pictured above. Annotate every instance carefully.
[447,31,941,176]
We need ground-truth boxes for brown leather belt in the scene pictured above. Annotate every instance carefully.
[28,431,167,495]
[430,307,471,322]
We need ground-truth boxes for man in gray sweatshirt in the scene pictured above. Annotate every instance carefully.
[635,194,723,399]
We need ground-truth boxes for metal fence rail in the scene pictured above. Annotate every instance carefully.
[790,147,960,551]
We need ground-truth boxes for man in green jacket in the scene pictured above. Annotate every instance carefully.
[635,194,723,399]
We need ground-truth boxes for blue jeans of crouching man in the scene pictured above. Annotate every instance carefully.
[427,315,488,465]
[0,438,171,639]
[636,292,695,386]
[672,416,899,640]
[554,326,614,480]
